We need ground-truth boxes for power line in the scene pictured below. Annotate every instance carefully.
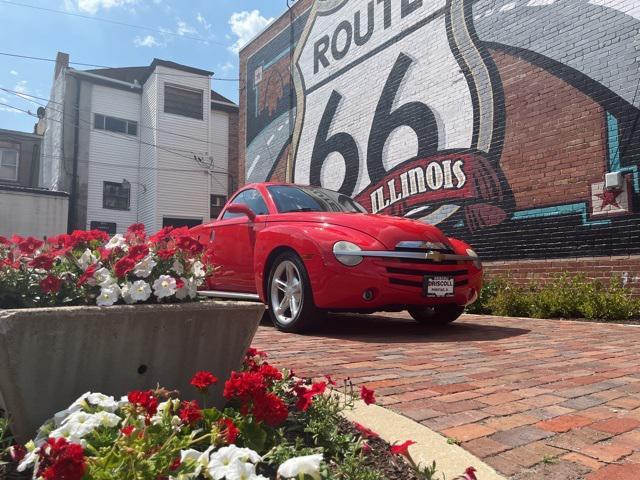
[1,100,232,179]
[0,52,241,81]
[0,86,234,152]
[0,0,218,45]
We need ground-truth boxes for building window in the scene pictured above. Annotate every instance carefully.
[90,221,117,235]
[210,194,227,219]
[0,147,19,181]
[103,181,130,210]
[94,114,138,136]
[164,85,203,120]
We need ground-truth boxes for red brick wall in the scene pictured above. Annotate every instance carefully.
[484,257,640,296]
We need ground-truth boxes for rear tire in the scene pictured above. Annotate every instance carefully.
[408,305,464,325]
[267,251,321,332]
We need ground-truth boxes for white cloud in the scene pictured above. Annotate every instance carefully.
[176,19,196,36]
[9,70,18,76]
[14,80,30,99]
[196,12,211,31]
[228,10,274,54]
[134,35,160,47]
[219,61,234,74]
[74,0,138,15]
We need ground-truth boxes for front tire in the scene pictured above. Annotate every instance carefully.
[408,305,464,325]
[267,252,321,332]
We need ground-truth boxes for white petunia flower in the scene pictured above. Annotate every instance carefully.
[78,248,97,270]
[134,254,156,278]
[94,267,115,287]
[153,275,176,299]
[225,460,265,480]
[192,260,205,278]
[93,411,122,428]
[97,284,120,306]
[175,277,195,300]
[208,446,262,480]
[180,446,214,478]
[120,282,135,304]
[105,234,127,251]
[130,280,152,302]
[277,454,323,480]
[172,259,184,275]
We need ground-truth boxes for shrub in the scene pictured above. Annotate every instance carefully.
[471,273,639,321]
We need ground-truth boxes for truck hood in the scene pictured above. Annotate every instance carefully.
[267,212,452,250]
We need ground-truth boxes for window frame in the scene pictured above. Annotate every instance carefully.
[210,194,227,219]
[164,84,204,120]
[0,147,19,182]
[102,181,131,211]
[94,113,138,137]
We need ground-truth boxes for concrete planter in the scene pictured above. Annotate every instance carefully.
[0,300,265,442]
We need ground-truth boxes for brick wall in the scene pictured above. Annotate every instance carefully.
[239,0,640,288]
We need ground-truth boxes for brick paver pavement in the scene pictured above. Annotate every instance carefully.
[252,313,640,480]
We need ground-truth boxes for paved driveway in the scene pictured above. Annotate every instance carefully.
[252,313,640,480]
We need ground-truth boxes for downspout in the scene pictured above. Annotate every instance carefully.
[67,76,81,233]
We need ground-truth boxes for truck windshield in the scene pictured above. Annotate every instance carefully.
[267,185,367,214]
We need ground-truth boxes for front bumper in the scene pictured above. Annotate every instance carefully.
[309,249,482,310]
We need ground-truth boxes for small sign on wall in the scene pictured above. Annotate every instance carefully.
[90,221,117,235]
[591,176,632,217]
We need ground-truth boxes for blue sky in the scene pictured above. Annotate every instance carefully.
[0,0,288,132]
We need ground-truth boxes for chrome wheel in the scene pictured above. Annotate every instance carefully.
[270,260,303,325]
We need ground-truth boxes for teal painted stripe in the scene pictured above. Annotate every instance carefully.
[619,166,640,193]
[512,203,610,226]
[264,47,292,70]
[607,112,621,171]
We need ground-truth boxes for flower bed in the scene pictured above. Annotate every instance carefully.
[0,224,212,309]
[1,349,477,480]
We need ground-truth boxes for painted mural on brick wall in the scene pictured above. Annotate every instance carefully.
[243,0,640,260]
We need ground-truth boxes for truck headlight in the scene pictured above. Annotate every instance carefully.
[466,248,482,269]
[333,241,363,266]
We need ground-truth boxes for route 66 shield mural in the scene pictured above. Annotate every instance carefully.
[290,0,512,231]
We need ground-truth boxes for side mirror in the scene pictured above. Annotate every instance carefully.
[226,203,256,221]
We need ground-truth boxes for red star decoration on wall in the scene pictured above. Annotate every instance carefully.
[596,188,623,209]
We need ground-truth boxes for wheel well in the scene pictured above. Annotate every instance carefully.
[262,246,298,301]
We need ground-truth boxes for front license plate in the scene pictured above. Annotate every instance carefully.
[423,276,454,297]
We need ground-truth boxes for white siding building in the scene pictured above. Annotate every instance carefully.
[41,53,238,234]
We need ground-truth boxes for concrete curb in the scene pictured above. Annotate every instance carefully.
[343,398,506,480]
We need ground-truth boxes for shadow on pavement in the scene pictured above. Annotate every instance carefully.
[260,313,530,343]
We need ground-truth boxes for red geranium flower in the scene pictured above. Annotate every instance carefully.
[460,467,478,480]
[128,390,158,416]
[176,235,203,254]
[77,264,98,287]
[36,438,86,480]
[294,381,326,412]
[156,248,176,260]
[360,386,376,405]
[325,374,337,386]
[18,236,43,255]
[223,371,266,402]
[178,400,203,425]
[114,256,136,278]
[40,275,62,294]
[120,425,135,437]
[190,371,218,393]
[390,440,416,458]
[149,226,174,244]
[257,363,282,381]
[0,236,10,246]
[30,254,55,270]
[252,391,288,426]
[218,418,239,444]
[128,244,149,262]
[9,444,27,462]
[170,457,181,471]
[354,422,379,439]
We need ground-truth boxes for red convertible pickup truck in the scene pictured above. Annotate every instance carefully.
[191,183,482,332]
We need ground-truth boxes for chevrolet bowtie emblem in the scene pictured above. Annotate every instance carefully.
[426,251,444,262]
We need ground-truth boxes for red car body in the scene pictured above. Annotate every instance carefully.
[192,183,482,326]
